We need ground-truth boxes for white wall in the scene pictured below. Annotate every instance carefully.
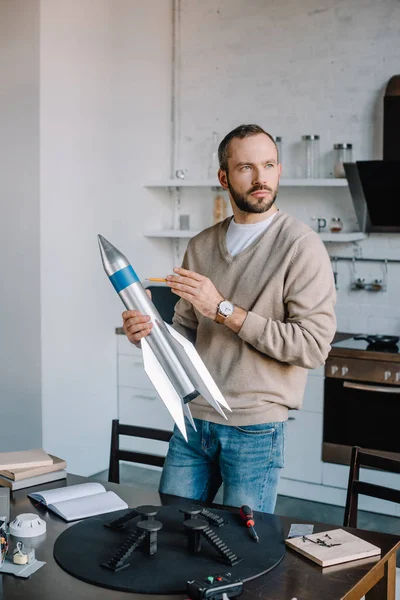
[0,0,42,450]
[171,0,400,336]
[40,0,172,475]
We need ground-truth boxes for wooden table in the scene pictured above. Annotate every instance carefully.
[2,474,399,600]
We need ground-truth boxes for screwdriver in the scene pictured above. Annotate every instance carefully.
[239,505,259,542]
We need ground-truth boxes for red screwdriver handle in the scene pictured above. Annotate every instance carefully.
[240,505,255,527]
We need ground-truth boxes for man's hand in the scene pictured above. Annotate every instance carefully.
[166,267,223,320]
[122,290,152,346]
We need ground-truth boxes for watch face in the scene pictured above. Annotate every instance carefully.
[219,300,234,317]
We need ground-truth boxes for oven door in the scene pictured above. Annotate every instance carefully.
[323,377,400,465]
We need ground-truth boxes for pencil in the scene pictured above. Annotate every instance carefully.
[146,278,167,282]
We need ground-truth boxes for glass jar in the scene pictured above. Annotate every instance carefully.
[302,135,320,178]
[329,217,343,233]
[333,143,352,178]
[274,136,283,164]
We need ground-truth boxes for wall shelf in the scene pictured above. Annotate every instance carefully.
[144,230,367,242]
[143,178,348,188]
[144,230,200,238]
[320,232,367,243]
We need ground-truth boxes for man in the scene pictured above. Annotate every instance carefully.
[123,124,336,513]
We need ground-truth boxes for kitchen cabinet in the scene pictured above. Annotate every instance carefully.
[117,335,173,460]
[282,410,323,484]
[302,367,324,413]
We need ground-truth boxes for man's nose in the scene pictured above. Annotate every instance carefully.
[252,168,268,185]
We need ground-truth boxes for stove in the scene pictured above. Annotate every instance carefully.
[332,334,400,355]
[323,333,400,465]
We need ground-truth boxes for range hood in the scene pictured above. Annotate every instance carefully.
[344,75,400,233]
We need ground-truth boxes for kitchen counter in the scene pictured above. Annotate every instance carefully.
[332,331,355,344]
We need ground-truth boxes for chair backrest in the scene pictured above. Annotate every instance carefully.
[108,419,173,484]
[145,285,179,324]
[343,446,400,527]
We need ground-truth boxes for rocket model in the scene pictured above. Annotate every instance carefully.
[98,235,231,440]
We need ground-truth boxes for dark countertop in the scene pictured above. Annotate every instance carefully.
[332,331,355,344]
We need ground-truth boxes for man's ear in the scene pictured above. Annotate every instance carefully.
[218,169,229,190]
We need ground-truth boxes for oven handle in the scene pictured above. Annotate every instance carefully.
[343,381,400,394]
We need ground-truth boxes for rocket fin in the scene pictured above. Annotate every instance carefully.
[182,402,197,431]
[165,324,231,418]
[141,338,188,441]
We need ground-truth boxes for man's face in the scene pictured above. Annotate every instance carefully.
[220,134,281,214]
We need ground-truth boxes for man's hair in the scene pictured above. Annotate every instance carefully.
[218,124,278,172]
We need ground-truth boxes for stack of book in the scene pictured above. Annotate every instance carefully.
[0,449,67,491]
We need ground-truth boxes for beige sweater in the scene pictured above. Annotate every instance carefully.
[173,211,336,425]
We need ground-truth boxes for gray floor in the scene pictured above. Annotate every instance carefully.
[94,463,399,537]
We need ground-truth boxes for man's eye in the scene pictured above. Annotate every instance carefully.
[266,163,275,168]
[241,165,251,170]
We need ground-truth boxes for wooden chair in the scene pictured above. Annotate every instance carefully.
[343,446,400,527]
[108,419,173,483]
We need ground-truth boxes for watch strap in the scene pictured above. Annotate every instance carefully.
[215,311,227,324]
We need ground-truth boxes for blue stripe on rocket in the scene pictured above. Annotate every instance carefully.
[109,265,140,293]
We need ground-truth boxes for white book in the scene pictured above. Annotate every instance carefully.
[28,482,128,522]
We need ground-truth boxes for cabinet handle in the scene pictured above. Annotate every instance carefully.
[343,381,400,394]
[288,416,296,421]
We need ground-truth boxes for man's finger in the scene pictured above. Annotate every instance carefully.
[167,275,198,289]
[122,309,145,320]
[125,317,152,332]
[172,267,203,281]
[168,282,198,296]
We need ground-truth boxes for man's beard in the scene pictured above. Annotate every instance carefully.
[227,178,278,214]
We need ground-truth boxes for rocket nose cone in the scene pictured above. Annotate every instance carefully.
[97,234,131,276]
[98,233,106,244]
[97,234,111,250]
[97,234,110,269]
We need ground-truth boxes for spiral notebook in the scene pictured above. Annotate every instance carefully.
[285,529,381,567]
[28,482,128,522]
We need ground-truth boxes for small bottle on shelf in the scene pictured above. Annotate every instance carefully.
[329,218,343,233]
[333,144,352,178]
[213,194,227,224]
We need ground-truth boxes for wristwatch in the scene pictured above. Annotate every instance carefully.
[215,299,234,324]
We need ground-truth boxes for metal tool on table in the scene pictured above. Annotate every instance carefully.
[239,505,259,542]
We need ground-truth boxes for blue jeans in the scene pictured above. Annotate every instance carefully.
[159,419,286,513]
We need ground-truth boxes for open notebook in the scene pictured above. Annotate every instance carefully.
[285,528,381,567]
[28,482,128,522]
